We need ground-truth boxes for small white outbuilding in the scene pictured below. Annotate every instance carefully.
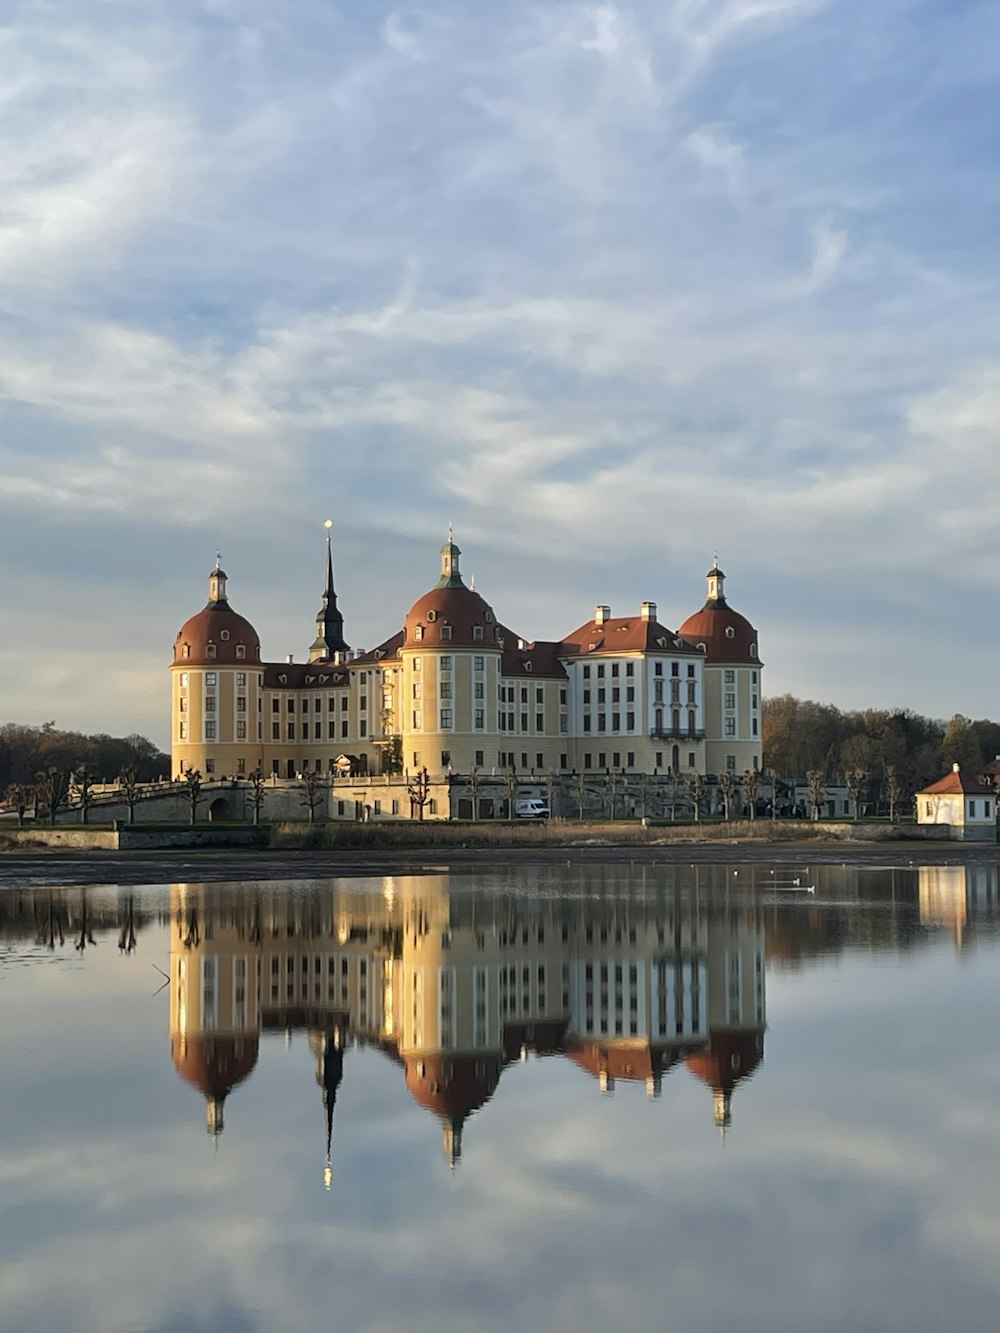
[916,764,996,841]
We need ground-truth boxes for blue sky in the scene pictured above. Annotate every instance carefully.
[2,0,999,747]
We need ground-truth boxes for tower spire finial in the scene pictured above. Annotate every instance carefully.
[309,521,349,662]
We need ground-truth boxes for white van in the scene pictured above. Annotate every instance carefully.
[514,798,550,819]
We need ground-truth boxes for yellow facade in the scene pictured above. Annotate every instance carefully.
[170,541,763,802]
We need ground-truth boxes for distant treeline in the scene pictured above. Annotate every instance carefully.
[0,722,169,791]
[763,695,997,794]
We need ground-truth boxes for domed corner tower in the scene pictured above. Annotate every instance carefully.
[399,534,504,781]
[171,558,264,782]
[678,563,762,780]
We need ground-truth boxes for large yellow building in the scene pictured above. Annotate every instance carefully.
[170,535,763,799]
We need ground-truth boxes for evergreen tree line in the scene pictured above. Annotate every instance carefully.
[0,722,169,793]
[763,695,997,805]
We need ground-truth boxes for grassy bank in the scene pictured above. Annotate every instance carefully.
[267,818,917,851]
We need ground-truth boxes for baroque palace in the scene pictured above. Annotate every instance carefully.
[170,534,762,813]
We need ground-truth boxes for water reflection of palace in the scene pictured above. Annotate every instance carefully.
[5,863,999,1171]
[168,871,766,1167]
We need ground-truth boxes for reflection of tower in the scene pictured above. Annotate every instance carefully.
[393,877,505,1166]
[565,894,708,1098]
[685,898,765,1134]
[310,1028,345,1189]
[169,887,261,1136]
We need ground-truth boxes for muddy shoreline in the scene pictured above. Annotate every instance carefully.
[1,838,997,889]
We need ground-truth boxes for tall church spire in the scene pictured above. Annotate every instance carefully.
[309,523,350,662]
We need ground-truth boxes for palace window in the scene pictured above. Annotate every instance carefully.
[205,721,216,740]
[206,643,217,658]
[206,673,217,686]
[236,672,246,687]
[235,645,245,659]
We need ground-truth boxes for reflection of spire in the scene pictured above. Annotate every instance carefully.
[442,1114,464,1169]
[320,1030,344,1190]
[713,1087,732,1136]
[207,1095,225,1137]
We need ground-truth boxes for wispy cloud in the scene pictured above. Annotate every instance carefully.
[1,0,999,736]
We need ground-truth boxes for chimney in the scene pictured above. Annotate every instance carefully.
[595,604,611,626]
[641,601,656,622]
[285,654,294,664]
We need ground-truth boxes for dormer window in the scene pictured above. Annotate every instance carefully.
[235,644,246,659]
[206,643,217,658]
[278,673,287,684]
[415,625,424,641]
[523,661,532,672]
[484,610,494,624]
[750,643,758,658]
[441,624,453,641]
[182,644,190,659]
[473,625,483,641]
[698,643,707,653]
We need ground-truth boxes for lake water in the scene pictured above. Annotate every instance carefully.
[2,860,1000,1333]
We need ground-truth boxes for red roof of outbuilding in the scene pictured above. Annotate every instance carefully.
[919,768,994,797]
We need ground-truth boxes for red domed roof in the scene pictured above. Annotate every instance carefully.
[404,585,502,650]
[171,1033,259,1099]
[685,1029,763,1091]
[403,538,503,650]
[678,567,760,665]
[174,604,261,666]
[173,567,261,667]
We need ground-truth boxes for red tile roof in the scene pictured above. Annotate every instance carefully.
[919,767,995,796]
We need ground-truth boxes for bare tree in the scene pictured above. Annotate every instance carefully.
[717,770,740,821]
[504,767,518,821]
[299,770,327,823]
[742,769,760,822]
[118,767,141,825]
[74,889,97,953]
[35,767,66,824]
[575,770,587,821]
[806,769,827,821]
[544,770,556,818]
[118,895,137,954]
[468,766,481,820]
[843,765,869,821]
[183,769,203,826]
[247,768,267,826]
[605,770,617,819]
[4,782,33,828]
[407,767,431,821]
[885,763,903,824]
[70,763,95,824]
[768,769,781,823]
[685,771,705,822]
